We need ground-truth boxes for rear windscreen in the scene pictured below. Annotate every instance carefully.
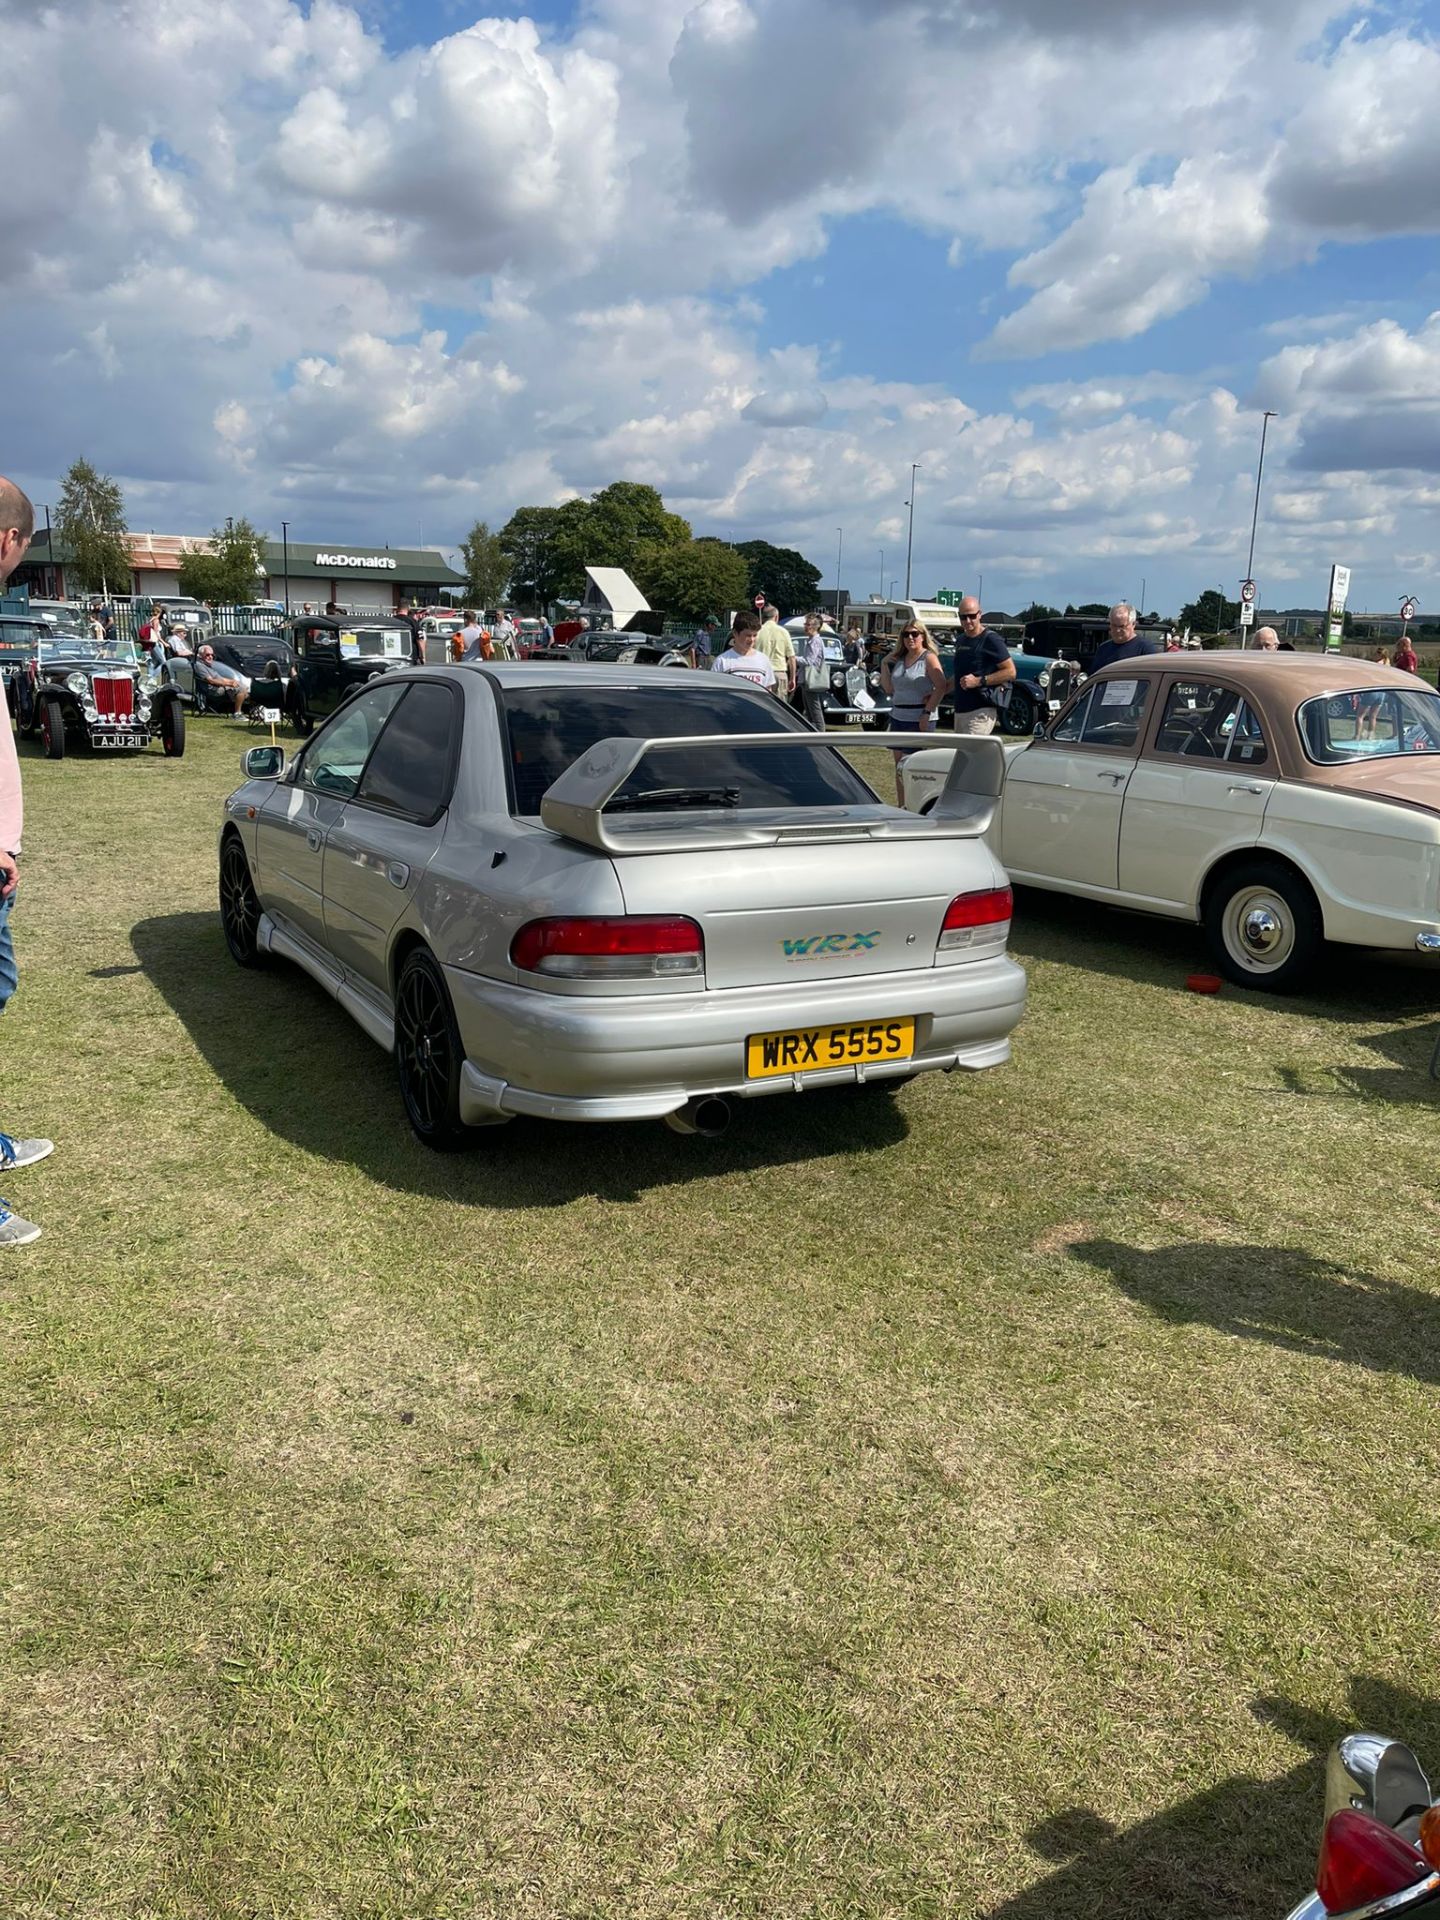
[500,683,878,815]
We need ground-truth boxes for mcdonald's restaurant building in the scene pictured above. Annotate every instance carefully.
[14,531,465,610]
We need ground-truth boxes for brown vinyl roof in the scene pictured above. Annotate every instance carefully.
[1090,649,1425,698]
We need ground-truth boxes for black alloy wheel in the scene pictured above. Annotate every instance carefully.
[999,686,1038,736]
[219,835,267,968]
[160,697,186,758]
[394,948,475,1151]
[40,695,65,760]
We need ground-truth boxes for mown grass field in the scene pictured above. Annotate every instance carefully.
[2,717,1439,1919]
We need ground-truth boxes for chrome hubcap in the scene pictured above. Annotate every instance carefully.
[1241,906,1283,955]
[1224,887,1294,973]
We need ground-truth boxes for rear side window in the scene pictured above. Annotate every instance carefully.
[501,683,876,814]
[356,682,460,820]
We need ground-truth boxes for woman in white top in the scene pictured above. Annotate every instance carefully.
[880,619,946,802]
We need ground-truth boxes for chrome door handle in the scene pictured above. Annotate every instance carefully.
[306,829,323,851]
[1228,784,1265,795]
[386,862,410,889]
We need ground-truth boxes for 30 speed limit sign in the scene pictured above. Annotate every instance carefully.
[1401,597,1419,622]
[1240,579,1256,604]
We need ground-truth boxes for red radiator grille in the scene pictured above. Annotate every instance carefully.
[93,675,135,722]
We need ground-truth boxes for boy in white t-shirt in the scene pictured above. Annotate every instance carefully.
[711,612,776,690]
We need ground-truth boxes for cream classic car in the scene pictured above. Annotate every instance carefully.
[901,651,1440,990]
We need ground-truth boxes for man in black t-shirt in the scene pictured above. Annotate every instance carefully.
[1090,603,1159,673]
[948,596,1016,734]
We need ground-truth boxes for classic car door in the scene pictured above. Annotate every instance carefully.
[323,682,462,994]
[1000,677,1153,890]
[1119,679,1274,908]
[298,631,342,716]
[254,682,407,951]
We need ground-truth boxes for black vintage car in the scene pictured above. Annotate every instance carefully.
[14,632,185,759]
[282,615,414,734]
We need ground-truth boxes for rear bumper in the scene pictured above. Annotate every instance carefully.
[447,953,1027,1123]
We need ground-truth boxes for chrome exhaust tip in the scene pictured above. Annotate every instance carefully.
[664,1095,732,1137]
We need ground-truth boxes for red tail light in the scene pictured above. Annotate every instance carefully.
[938,887,1012,953]
[1317,1810,1429,1914]
[511,915,704,980]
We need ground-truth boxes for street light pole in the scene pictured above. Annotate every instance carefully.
[878,548,884,598]
[281,520,290,615]
[1245,411,1278,586]
[835,527,843,624]
[904,464,919,600]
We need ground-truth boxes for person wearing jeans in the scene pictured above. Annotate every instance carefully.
[0,475,54,1247]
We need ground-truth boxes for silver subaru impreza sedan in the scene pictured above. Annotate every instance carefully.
[218,662,1026,1147]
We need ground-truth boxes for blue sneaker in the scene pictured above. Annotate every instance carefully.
[0,1199,41,1246]
[0,1134,53,1171]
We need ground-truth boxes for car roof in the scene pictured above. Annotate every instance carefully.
[289,613,408,630]
[415,661,780,701]
[1088,650,1428,696]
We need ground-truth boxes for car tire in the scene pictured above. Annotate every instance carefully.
[1000,687,1037,736]
[219,834,267,969]
[394,947,480,1152]
[160,698,186,758]
[1204,858,1323,992]
[40,694,65,760]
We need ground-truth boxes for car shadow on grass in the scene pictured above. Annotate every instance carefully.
[983,1680,1439,1920]
[1070,1238,1440,1388]
[130,911,909,1207]
[1012,887,1440,1101]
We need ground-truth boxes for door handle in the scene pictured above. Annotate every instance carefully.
[386,861,410,889]
[1098,770,1126,784]
[1228,784,1265,795]
[306,829,323,851]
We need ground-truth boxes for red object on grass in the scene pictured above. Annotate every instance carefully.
[1186,973,1222,994]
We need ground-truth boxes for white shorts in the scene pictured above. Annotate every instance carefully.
[951,708,998,736]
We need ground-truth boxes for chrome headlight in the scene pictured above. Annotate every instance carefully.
[67,673,88,696]
[83,703,98,722]
[1038,668,1051,689]
[137,696,152,720]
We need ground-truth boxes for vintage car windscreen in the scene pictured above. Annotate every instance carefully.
[342,626,409,659]
[37,633,140,668]
[0,622,44,656]
[1300,687,1440,762]
[501,684,877,816]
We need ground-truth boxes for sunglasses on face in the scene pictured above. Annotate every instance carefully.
[902,628,923,637]
[960,611,981,620]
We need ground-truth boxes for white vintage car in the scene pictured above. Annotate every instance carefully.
[901,651,1440,990]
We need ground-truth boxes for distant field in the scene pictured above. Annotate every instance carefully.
[2,717,1438,1920]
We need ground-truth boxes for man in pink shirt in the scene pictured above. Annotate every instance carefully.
[0,476,54,1246]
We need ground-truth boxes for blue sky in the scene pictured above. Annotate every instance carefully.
[6,0,1440,615]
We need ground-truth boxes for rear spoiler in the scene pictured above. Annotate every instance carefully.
[539,732,1004,854]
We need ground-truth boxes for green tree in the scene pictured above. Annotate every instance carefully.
[1016,601,1061,623]
[458,520,510,608]
[633,538,750,624]
[499,484,692,608]
[1180,589,1240,633]
[56,456,131,597]
[177,517,267,604]
[1071,602,1110,617]
[732,539,822,614]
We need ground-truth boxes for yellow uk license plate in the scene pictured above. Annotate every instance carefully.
[746,1016,915,1079]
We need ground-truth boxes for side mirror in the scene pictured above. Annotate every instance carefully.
[1033,720,1045,737]
[242,744,286,780]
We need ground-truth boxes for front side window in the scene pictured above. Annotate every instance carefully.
[1050,676,1152,750]
[296,682,407,798]
[1300,687,1440,762]
[356,683,460,820]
